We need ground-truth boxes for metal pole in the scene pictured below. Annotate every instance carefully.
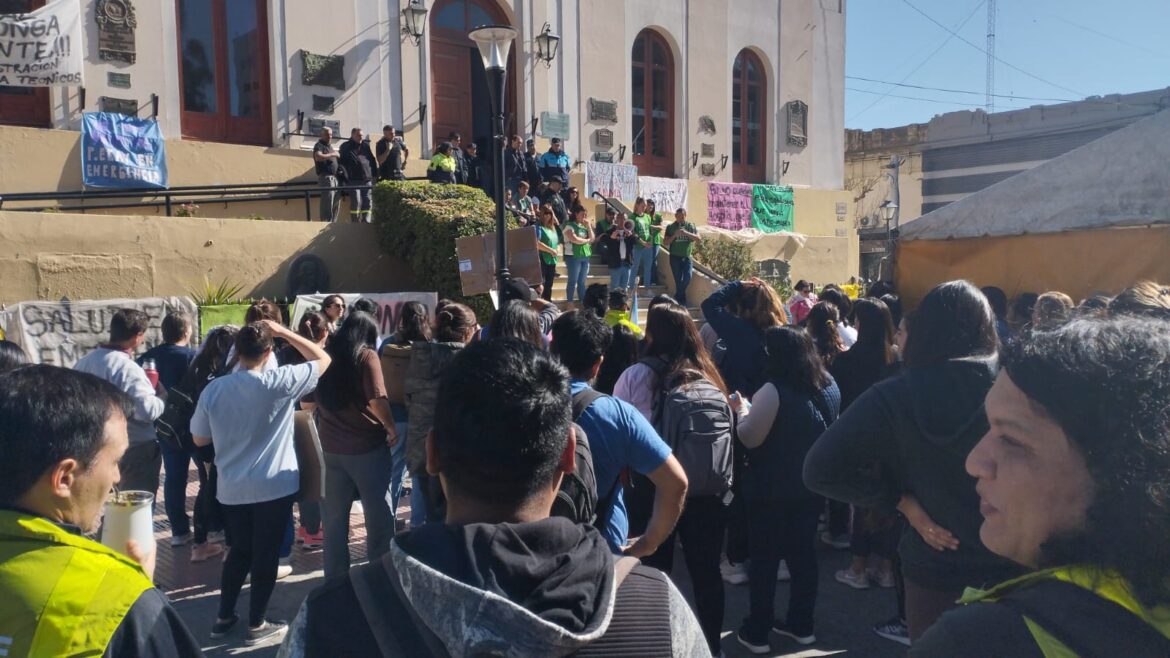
[488,65,510,291]
[304,190,311,221]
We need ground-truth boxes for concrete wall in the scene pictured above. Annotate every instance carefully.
[0,211,414,304]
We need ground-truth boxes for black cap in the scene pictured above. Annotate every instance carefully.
[499,277,535,304]
[551,137,562,145]
[547,174,564,185]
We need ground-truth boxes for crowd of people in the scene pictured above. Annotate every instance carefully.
[0,275,1168,657]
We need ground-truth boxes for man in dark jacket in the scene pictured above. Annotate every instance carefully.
[278,340,708,658]
[447,131,468,185]
[541,175,569,226]
[525,138,543,192]
[504,134,527,200]
[0,366,203,658]
[338,128,376,223]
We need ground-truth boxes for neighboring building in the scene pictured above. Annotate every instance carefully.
[0,0,846,190]
[846,87,1170,282]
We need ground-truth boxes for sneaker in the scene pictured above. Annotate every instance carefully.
[276,559,293,580]
[245,619,288,646]
[302,530,324,550]
[776,560,790,582]
[820,531,851,550]
[835,568,870,589]
[869,569,896,589]
[772,621,816,645]
[873,617,911,647]
[191,542,225,563]
[170,533,193,547]
[735,629,771,655]
[209,614,239,639]
[207,530,226,544]
[720,558,749,585]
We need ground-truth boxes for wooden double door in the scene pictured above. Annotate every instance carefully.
[0,0,50,128]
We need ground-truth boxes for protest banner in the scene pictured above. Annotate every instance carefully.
[751,184,794,233]
[0,297,198,367]
[706,182,753,230]
[289,293,438,340]
[585,161,638,201]
[197,304,251,338]
[0,0,84,87]
[638,176,689,214]
[81,112,169,188]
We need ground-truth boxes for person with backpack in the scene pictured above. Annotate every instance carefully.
[277,313,330,550]
[612,303,734,656]
[380,301,431,524]
[278,339,709,658]
[154,325,238,563]
[733,327,841,653]
[549,311,688,559]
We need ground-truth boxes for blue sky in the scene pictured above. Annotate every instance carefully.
[845,0,1170,129]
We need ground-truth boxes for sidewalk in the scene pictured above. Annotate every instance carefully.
[154,468,908,657]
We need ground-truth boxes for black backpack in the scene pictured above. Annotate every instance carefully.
[550,390,603,525]
[643,357,735,498]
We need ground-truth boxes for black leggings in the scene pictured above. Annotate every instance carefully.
[219,493,296,626]
[541,261,557,302]
[192,457,223,544]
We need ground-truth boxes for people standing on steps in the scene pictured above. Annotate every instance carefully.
[538,137,572,183]
[374,125,407,182]
[338,128,375,223]
[504,134,528,201]
[562,206,595,304]
[647,199,666,286]
[312,127,341,222]
[628,197,655,292]
[663,208,701,307]
[541,174,569,226]
[447,132,468,185]
[427,142,458,184]
[524,138,544,193]
[601,211,637,293]
[536,205,561,302]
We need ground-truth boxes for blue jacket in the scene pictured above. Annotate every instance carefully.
[539,150,571,182]
[701,281,768,397]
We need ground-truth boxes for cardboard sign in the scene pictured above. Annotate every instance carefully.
[455,227,542,296]
[0,296,197,367]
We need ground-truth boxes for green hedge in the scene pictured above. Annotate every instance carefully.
[373,181,517,320]
[693,237,756,282]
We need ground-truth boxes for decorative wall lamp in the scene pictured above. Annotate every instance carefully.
[690,151,699,168]
[534,22,561,68]
[618,144,627,162]
[418,102,427,122]
[402,0,428,46]
[781,160,790,175]
[719,154,729,171]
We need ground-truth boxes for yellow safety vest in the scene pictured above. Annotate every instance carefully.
[959,565,1170,658]
[0,511,154,657]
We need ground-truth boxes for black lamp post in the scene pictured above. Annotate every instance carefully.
[469,24,518,294]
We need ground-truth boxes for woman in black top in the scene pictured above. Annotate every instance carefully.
[804,280,1022,642]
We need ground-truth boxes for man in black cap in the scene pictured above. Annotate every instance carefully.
[539,137,572,184]
[499,277,562,335]
[540,175,568,226]
[448,131,469,185]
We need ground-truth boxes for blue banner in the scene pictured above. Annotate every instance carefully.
[81,112,168,189]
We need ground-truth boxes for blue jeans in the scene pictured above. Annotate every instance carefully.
[671,255,694,306]
[633,245,654,288]
[388,419,409,521]
[410,481,428,527]
[565,254,590,302]
[159,438,191,537]
[648,244,661,286]
[610,264,632,291]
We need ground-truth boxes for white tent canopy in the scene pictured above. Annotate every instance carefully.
[900,108,1170,241]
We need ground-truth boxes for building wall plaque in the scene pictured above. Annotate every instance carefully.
[594,128,614,149]
[698,116,716,134]
[96,0,137,64]
[300,51,346,90]
[588,98,618,123]
[700,163,717,177]
[99,96,138,116]
[107,72,131,89]
[312,95,336,114]
[787,100,808,147]
[701,143,715,158]
[594,152,615,163]
[307,118,341,137]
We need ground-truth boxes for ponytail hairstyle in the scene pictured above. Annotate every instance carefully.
[806,301,844,366]
[435,303,478,343]
[296,312,329,344]
[245,298,283,324]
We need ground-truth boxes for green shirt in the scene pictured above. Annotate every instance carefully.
[630,213,652,243]
[665,221,698,258]
[565,222,593,258]
[539,225,560,265]
[650,213,665,246]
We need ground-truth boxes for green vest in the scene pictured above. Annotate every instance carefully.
[960,565,1170,658]
[0,511,154,657]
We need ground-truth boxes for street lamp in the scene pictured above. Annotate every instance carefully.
[534,22,560,68]
[469,24,518,294]
[879,200,898,223]
[402,1,428,46]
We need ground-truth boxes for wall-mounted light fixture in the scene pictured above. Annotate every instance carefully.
[781,160,790,175]
[295,109,304,132]
[534,22,561,68]
[719,154,729,171]
[529,116,538,136]
[402,0,428,46]
[618,144,627,162]
[78,86,86,113]
[691,151,699,168]
[418,102,428,122]
[150,93,159,119]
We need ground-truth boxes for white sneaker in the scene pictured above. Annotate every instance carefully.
[276,559,293,580]
[207,530,226,544]
[870,569,897,589]
[777,560,790,582]
[835,568,870,589]
[720,558,749,585]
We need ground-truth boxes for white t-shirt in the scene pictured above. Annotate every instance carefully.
[190,362,320,505]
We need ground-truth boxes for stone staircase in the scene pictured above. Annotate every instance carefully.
[550,257,705,327]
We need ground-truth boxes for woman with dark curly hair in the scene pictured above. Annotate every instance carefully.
[806,301,846,367]
[913,317,1170,656]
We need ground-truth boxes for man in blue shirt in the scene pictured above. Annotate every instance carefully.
[550,311,687,555]
[538,137,572,184]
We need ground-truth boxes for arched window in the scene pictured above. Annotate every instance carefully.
[632,30,674,177]
[732,49,767,183]
[430,0,516,150]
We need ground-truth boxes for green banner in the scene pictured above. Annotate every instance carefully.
[198,304,251,339]
[751,184,794,233]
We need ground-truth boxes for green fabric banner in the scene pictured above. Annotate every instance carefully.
[751,184,795,233]
[198,304,251,339]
